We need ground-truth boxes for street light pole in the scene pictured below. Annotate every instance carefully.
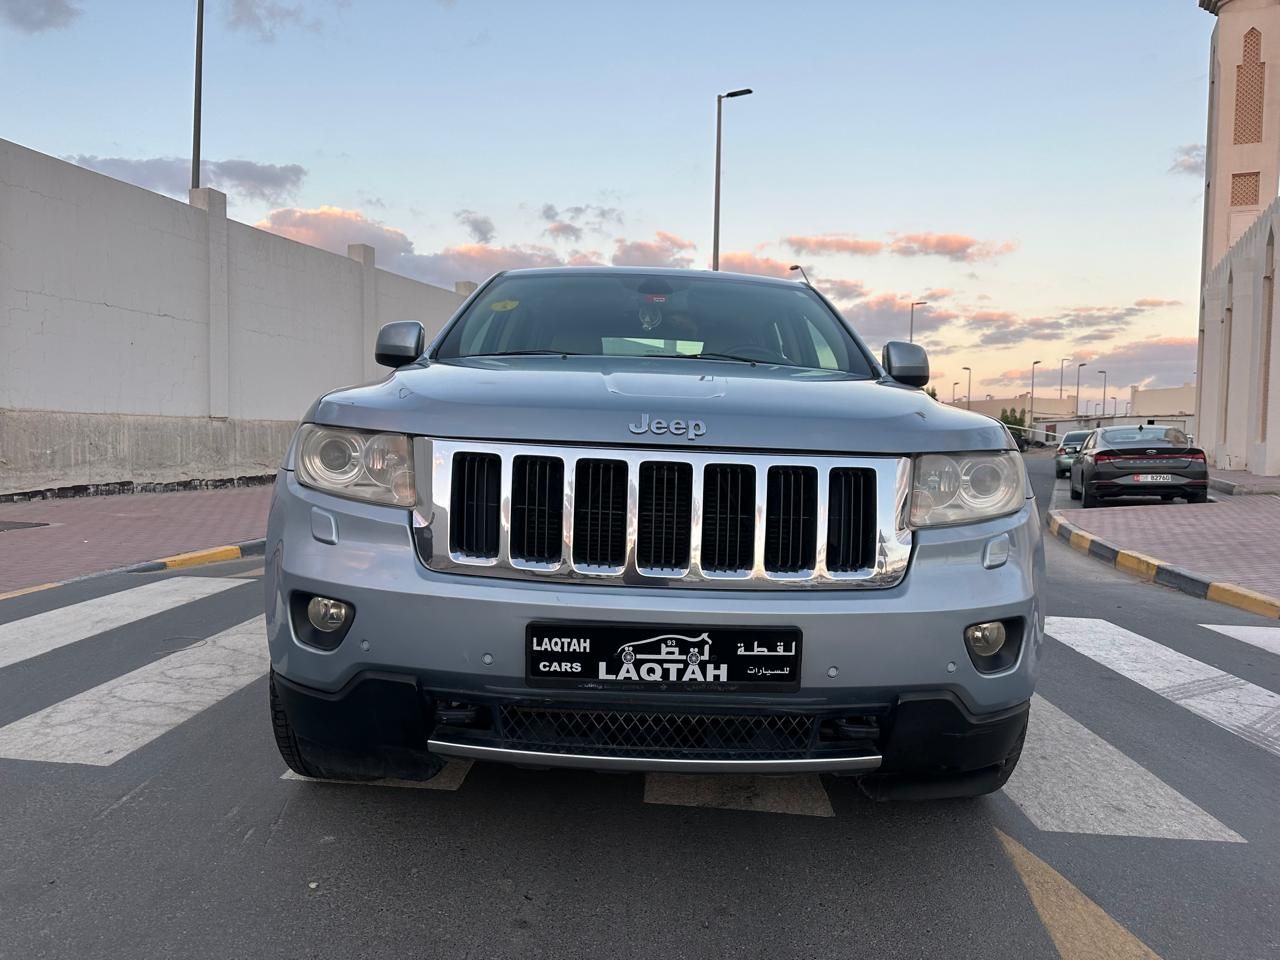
[1075,362,1088,416]
[788,264,811,285]
[1098,370,1108,419]
[191,0,204,190]
[952,382,959,404]
[1110,395,1117,418]
[1059,357,1071,399]
[711,87,752,271]
[909,301,928,343]
[962,366,972,409]
[1030,360,1041,443]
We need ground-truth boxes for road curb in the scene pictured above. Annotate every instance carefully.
[0,538,266,602]
[1046,512,1279,618]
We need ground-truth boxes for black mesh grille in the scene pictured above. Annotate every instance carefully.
[637,462,692,570]
[511,456,564,563]
[573,459,627,567]
[450,452,500,558]
[701,464,755,572]
[827,469,876,572]
[499,706,817,760]
[764,466,817,572]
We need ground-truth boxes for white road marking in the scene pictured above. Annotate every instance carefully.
[1003,696,1243,842]
[643,773,835,818]
[1049,476,1071,512]
[0,616,267,766]
[0,577,243,671]
[1046,616,1280,759]
[280,760,473,791]
[1201,624,1280,658]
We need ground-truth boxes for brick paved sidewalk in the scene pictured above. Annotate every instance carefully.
[0,486,273,593]
[1055,496,1280,600]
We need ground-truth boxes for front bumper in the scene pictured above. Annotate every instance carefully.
[266,469,1044,774]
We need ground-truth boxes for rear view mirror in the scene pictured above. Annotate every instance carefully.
[375,321,425,368]
[882,340,930,388]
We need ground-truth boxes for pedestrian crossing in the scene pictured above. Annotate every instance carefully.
[1,576,1278,841]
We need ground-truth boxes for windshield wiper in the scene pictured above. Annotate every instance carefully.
[644,352,764,366]
[471,349,584,358]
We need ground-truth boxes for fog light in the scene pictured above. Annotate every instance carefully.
[307,597,350,633]
[964,621,1006,657]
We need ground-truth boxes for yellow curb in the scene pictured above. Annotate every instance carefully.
[1206,582,1280,619]
[0,581,62,602]
[156,545,244,569]
[1047,515,1062,536]
[1068,530,1094,553]
[1115,550,1161,582]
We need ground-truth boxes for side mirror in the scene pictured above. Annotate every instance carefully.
[375,321,425,368]
[881,340,930,388]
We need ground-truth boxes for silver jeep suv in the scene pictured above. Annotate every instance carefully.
[265,268,1044,799]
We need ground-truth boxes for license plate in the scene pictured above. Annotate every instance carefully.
[526,623,802,689]
[1133,474,1174,482]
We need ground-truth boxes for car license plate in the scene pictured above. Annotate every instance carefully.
[1134,474,1174,482]
[526,623,802,689]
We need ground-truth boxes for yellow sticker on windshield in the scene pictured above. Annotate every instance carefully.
[490,299,519,312]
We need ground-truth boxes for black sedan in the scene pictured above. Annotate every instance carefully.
[1069,425,1209,508]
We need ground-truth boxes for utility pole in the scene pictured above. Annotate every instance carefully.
[711,88,752,270]
[909,301,928,343]
[1030,360,1041,443]
[191,0,204,190]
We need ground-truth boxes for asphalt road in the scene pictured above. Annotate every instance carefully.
[1,453,1277,959]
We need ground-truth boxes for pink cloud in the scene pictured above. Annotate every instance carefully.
[784,234,884,256]
[889,233,1017,262]
[256,206,415,258]
[718,251,796,278]
[612,231,697,268]
[1133,297,1183,308]
[819,277,868,302]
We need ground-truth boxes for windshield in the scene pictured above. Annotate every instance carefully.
[1100,426,1189,446]
[435,272,875,375]
[1061,432,1089,446]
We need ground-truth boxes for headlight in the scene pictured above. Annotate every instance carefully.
[910,452,1023,527]
[295,425,415,506]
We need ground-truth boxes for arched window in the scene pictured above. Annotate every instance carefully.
[1235,28,1265,145]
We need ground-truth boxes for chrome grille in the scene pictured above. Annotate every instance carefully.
[418,439,912,589]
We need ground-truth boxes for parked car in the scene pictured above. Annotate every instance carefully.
[265,267,1044,800]
[1054,430,1091,478]
[1068,424,1208,507]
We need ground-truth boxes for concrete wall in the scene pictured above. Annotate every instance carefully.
[0,138,467,494]
[1130,383,1197,417]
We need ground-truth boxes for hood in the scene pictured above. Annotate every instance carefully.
[305,356,1011,454]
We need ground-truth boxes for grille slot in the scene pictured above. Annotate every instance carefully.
[701,464,755,572]
[765,465,817,573]
[499,706,818,760]
[449,452,500,558]
[511,456,564,563]
[573,459,627,568]
[637,461,692,570]
[827,468,876,572]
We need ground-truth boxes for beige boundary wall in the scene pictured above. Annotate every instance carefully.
[0,138,467,495]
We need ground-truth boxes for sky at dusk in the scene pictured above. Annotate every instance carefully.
[0,1,1215,406]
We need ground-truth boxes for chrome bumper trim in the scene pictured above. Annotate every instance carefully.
[427,738,883,774]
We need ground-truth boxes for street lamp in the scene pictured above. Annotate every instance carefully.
[952,381,959,404]
[1030,360,1041,443]
[1075,362,1088,416]
[191,0,205,190]
[1110,395,1117,417]
[961,366,972,409]
[788,264,811,285]
[1097,369,1108,418]
[909,301,928,343]
[1059,357,1071,399]
[712,87,753,271]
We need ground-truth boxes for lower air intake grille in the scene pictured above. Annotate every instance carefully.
[637,461,692,570]
[498,706,818,760]
[765,465,817,573]
[449,452,500,558]
[701,464,755,572]
[511,456,564,563]
[573,459,627,567]
[827,468,876,572]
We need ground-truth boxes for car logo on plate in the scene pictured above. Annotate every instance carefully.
[603,632,726,682]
